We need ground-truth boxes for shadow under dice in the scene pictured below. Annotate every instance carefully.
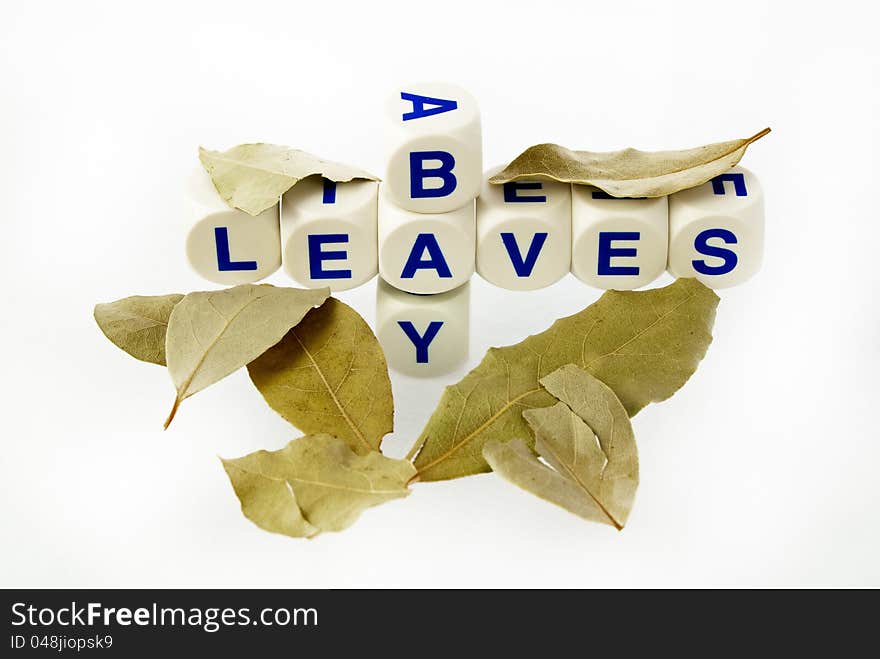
[384,83,482,214]
[186,168,281,285]
[375,280,470,377]
[476,167,571,291]
[281,176,379,292]
[668,166,764,289]
[571,187,668,290]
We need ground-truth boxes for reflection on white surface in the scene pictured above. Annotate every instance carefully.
[376,279,470,377]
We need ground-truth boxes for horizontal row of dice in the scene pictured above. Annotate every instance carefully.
[187,164,763,292]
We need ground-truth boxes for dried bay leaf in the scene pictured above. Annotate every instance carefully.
[94,293,183,365]
[164,284,330,428]
[499,364,639,529]
[248,298,393,455]
[199,143,379,216]
[222,433,415,537]
[410,278,718,482]
[489,128,770,198]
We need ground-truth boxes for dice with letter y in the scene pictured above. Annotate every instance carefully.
[375,280,469,377]
[571,187,668,290]
[668,165,764,288]
[186,167,281,285]
[476,166,571,290]
[384,83,482,213]
[281,176,378,291]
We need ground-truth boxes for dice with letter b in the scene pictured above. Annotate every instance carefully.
[281,176,378,292]
[384,83,482,213]
[668,166,764,288]
[476,167,571,290]
[571,187,668,290]
[186,168,281,285]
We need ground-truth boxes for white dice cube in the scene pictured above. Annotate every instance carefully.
[378,185,475,294]
[376,280,469,377]
[280,176,378,292]
[571,186,668,290]
[384,83,482,213]
[186,168,281,285]
[668,165,764,289]
[476,166,571,290]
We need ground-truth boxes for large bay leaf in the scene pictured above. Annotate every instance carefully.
[222,433,415,537]
[199,143,379,216]
[494,364,639,529]
[163,284,330,428]
[489,128,770,198]
[94,293,183,365]
[247,298,393,455]
[410,279,718,482]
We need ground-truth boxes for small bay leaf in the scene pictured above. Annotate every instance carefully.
[164,284,330,428]
[489,128,770,198]
[222,433,415,537]
[410,278,718,482]
[199,143,379,216]
[94,293,183,365]
[248,298,393,455]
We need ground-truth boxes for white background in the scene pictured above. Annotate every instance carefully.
[2,0,878,588]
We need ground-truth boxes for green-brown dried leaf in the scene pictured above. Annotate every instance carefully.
[489,128,770,198]
[94,293,183,365]
[411,279,718,482]
[222,433,415,538]
[248,298,393,455]
[490,364,639,529]
[199,143,379,216]
[164,284,330,428]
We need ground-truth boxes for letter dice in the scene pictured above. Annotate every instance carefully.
[376,280,469,377]
[384,83,482,213]
[378,185,475,294]
[668,166,764,288]
[186,167,281,285]
[281,176,378,292]
[571,187,668,290]
[476,167,571,290]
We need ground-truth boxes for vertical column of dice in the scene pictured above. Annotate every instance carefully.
[376,84,481,375]
[186,167,281,284]
[281,176,378,292]
[571,188,669,290]
[476,167,571,290]
[668,166,764,288]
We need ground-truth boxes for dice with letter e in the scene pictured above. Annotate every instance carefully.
[186,168,281,285]
[384,83,482,213]
[281,176,378,291]
[476,167,571,291]
[668,166,764,288]
[378,186,475,294]
[376,280,469,376]
[571,187,668,290]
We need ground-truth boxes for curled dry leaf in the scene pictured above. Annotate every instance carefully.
[163,284,330,428]
[485,364,638,529]
[247,298,393,455]
[222,433,415,538]
[410,279,718,482]
[94,293,183,365]
[199,143,379,216]
[489,128,770,198]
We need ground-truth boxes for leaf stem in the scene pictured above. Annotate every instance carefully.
[163,395,181,430]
